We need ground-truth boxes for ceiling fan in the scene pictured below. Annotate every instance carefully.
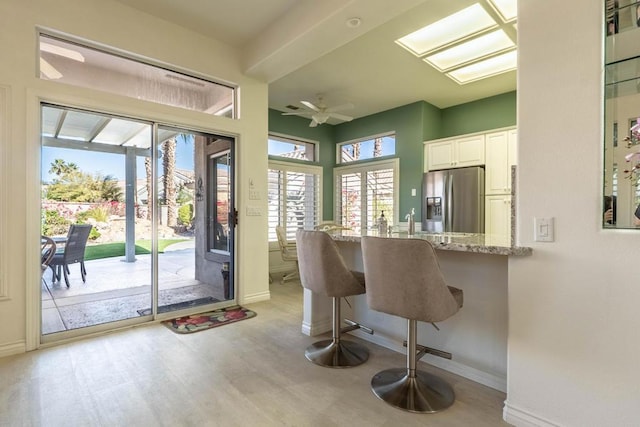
[282,96,354,127]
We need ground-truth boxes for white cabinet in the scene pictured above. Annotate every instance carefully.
[485,195,511,238]
[485,129,517,195]
[425,135,485,171]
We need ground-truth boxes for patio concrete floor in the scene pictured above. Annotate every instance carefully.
[42,242,229,334]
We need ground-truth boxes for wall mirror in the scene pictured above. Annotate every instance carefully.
[604,0,640,228]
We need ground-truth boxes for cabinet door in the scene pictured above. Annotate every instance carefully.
[455,135,485,167]
[427,140,454,170]
[485,131,510,195]
[485,195,511,237]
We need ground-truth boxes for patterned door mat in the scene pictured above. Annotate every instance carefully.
[162,306,256,334]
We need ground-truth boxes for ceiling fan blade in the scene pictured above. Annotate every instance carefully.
[309,118,319,127]
[281,112,313,116]
[329,113,353,122]
[326,103,354,113]
[301,101,320,112]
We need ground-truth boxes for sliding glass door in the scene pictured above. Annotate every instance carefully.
[40,104,235,339]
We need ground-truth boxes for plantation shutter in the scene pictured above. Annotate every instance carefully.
[366,168,394,231]
[334,159,398,234]
[268,161,321,241]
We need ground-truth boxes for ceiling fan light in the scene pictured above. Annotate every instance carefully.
[312,113,330,124]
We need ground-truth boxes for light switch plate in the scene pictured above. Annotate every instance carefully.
[249,189,260,200]
[246,206,262,216]
[411,188,417,197]
[534,217,554,242]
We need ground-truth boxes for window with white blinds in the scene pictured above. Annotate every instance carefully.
[334,158,399,233]
[268,160,322,241]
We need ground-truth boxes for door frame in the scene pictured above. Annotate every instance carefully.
[26,94,239,350]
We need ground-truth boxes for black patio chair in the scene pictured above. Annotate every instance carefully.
[49,224,92,288]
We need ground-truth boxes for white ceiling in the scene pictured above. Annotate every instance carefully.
[114,0,517,123]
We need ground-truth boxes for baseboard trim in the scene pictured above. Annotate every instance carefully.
[0,340,26,358]
[503,401,561,427]
[269,265,297,275]
[241,290,271,305]
[350,329,506,393]
[301,318,332,336]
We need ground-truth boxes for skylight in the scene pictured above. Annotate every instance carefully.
[424,30,514,71]
[488,0,517,21]
[395,1,517,85]
[395,4,495,56]
[447,50,517,84]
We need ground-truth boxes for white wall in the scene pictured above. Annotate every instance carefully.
[0,0,270,354]
[506,1,640,426]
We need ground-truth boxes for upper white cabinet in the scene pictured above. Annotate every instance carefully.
[425,134,485,171]
[485,129,517,195]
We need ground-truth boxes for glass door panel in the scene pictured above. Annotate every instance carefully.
[40,104,153,335]
[156,128,235,314]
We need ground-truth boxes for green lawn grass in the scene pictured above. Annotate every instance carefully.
[84,239,189,261]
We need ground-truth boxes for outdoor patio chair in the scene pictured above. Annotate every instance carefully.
[49,224,92,288]
[41,236,56,284]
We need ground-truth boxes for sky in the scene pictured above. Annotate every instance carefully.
[41,137,195,183]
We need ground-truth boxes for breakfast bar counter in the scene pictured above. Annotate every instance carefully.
[330,230,533,256]
[300,231,532,393]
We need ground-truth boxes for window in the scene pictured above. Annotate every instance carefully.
[268,134,316,162]
[338,133,396,163]
[334,158,399,233]
[268,160,322,242]
[38,33,235,117]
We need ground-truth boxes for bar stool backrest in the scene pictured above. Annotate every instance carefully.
[296,229,365,298]
[361,236,459,323]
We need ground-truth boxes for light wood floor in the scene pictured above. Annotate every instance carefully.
[0,277,509,426]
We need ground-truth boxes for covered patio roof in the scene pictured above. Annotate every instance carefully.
[41,104,178,155]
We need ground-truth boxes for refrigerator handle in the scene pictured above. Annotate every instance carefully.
[447,173,453,232]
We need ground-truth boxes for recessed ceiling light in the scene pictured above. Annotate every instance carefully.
[346,17,362,28]
[395,3,496,57]
[446,50,517,84]
[488,0,517,22]
[424,30,515,71]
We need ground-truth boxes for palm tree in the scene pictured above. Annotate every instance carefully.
[162,137,177,226]
[374,137,382,157]
[49,159,78,178]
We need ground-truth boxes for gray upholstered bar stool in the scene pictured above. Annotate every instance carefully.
[296,229,372,368]
[361,236,463,413]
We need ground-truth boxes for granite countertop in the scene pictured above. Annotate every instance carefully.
[330,230,533,256]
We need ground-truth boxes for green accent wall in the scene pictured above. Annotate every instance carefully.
[440,91,516,138]
[268,91,517,224]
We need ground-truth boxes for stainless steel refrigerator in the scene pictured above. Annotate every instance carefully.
[422,166,485,233]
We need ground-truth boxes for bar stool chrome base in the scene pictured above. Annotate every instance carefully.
[305,339,369,368]
[371,368,455,413]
